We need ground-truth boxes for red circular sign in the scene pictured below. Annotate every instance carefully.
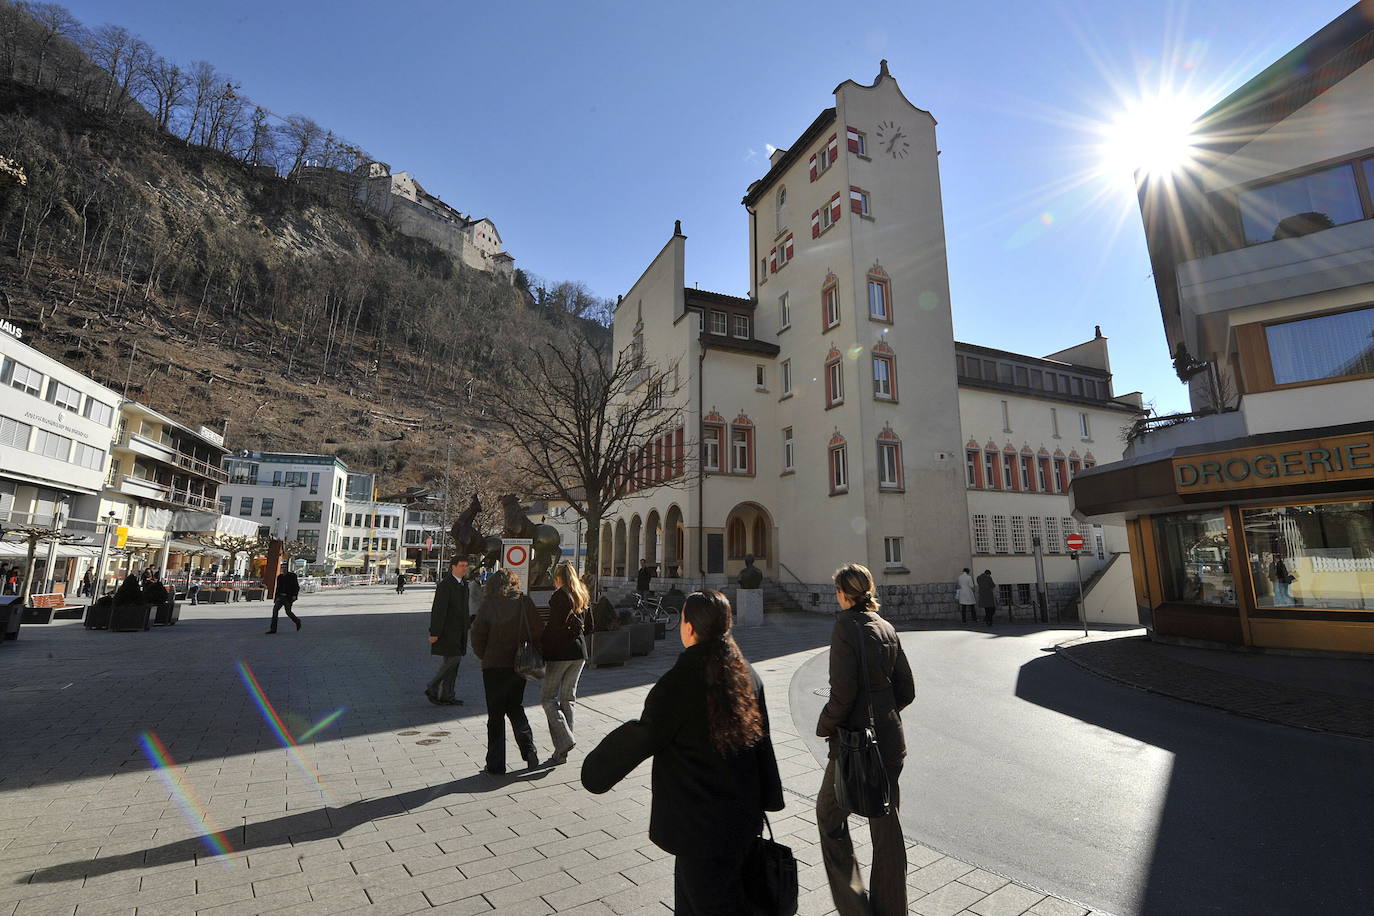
[505,545,528,566]
[1065,533,1086,551]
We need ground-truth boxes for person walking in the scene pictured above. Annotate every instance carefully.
[470,570,543,774]
[79,569,93,599]
[396,572,407,595]
[267,563,302,634]
[540,561,589,765]
[977,569,998,626]
[956,567,977,624]
[425,557,471,706]
[636,558,656,596]
[582,590,784,914]
[816,563,915,916]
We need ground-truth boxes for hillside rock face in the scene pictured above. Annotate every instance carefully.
[0,79,527,490]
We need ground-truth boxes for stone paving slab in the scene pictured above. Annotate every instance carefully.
[1,587,1103,914]
[1056,633,1374,740]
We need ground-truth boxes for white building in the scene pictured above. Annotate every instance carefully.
[595,63,1146,620]
[219,452,349,573]
[339,500,406,577]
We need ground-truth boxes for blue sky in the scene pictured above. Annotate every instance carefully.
[66,0,1354,414]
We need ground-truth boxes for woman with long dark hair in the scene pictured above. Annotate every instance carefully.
[582,589,784,914]
[816,563,915,915]
[470,569,543,774]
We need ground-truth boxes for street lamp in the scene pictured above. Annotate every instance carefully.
[94,510,117,599]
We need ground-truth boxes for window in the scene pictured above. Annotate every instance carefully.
[884,537,903,568]
[809,132,840,179]
[851,187,871,216]
[867,276,889,320]
[1237,163,1364,246]
[1054,458,1068,492]
[33,429,71,460]
[73,442,104,470]
[752,517,768,557]
[1044,516,1061,554]
[825,354,844,407]
[769,234,795,272]
[733,315,751,339]
[1079,412,1091,440]
[782,427,794,471]
[728,517,747,559]
[730,425,753,474]
[1015,366,1029,387]
[257,497,273,517]
[298,530,319,562]
[755,365,766,389]
[781,359,792,395]
[2,359,42,396]
[218,496,231,515]
[983,451,998,489]
[829,439,849,494]
[1038,456,1051,492]
[83,398,113,426]
[0,416,31,449]
[702,425,721,472]
[1266,305,1374,385]
[847,126,866,156]
[1050,408,1060,438]
[823,281,841,330]
[1011,516,1028,554]
[775,186,788,230]
[992,515,1010,554]
[1029,516,1045,553]
[1001,400,1011,432]
[1002,453,1016,491]
[710,310,727,335]
[310,472,320,495]
[1241,501,1374,610]
[46,380,81,412]
[696,309,705,334]
[239,497,253,516]
[872,353,895,399]
[778,292,790,330]
[299,501,322,523]
[965,449,981,487]
[972,515,991,554]
[1020,455,1034,491]
[877,438,903,490]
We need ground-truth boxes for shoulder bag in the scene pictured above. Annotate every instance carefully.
[744,812,798,916]
[833,616,892,819]
[514,598,546,681]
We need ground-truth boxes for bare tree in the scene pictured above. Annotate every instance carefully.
[141,55,187,130]
[83,23,149,114]
[23,1,80,90]
[182,59,218,143]
[191,532,268,577]
[482,327,685,578]
[279,113,322,176]
[243,104,274,167]
[7,521,82,604]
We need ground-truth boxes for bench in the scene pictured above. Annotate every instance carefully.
[21,593,83,625]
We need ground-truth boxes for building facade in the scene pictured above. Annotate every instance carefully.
[339,500,406,576]
[1074,6,1374,653]
[219,452,349,573]
[596,63,1145,619]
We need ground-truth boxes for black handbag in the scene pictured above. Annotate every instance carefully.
[514,598,546,681]
[744,813,798,916]
[833,617,892,819]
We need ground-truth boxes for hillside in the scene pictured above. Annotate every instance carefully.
[0,76,593,495]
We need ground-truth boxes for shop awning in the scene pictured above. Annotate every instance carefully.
[398,559,415,568]
[167,539,229,558]
[0,541,104,560]
[334,557,365,568]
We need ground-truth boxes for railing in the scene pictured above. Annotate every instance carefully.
[168,489,217,510]
[1127,407,1240,442]
[777,561,809,588]
[174,450,230,483]
[120,474,170,497]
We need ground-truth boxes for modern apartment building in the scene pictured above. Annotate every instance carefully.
[339,500,407,577]
[219,452,349,572]
[1073,5,1374,653]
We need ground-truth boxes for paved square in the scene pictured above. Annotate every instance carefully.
[0,586,1098,914]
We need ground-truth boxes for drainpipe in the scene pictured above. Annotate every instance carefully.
[697,342,707,579]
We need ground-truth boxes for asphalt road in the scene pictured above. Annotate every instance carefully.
[790,625,1374,915]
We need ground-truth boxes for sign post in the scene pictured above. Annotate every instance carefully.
[501,539,533,595]
[1065,532,1087,637]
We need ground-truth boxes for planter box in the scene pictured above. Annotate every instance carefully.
[153,600,181,626]
[627,622,656,657]
[84,599,112,630]
[20,606,55,625]
[53,605,85,620]
[2,598,21,641]
[243,588,265,601]
[206,590,232,604]
[110,603,152,632]
[589,629,632,668]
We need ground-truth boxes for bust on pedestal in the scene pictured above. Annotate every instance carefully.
[735,555,764,627]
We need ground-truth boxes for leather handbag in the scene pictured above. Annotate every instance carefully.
[514,598,546,681]
[833,617,892,819]
[744,813,798,916]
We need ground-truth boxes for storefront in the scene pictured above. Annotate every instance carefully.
[1074,422,1374,655]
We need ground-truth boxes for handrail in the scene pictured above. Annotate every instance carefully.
[777,561,808,588]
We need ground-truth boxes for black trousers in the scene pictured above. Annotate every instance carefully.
[983,603,997,625]
[427,655,462,700]
[817,758,907,916]
[674,851,747,915]
[269,596,299,631]
[481,667,535,772]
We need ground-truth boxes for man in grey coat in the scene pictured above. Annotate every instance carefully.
[426,557,471,706]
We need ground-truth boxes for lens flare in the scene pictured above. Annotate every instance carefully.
[1099,93,1199,179]
[139,732,236,860]
[236,661,337,801]
[297,707,347,742]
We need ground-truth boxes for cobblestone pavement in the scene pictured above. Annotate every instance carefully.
[1,587,1103,915]
[1056,632,1374,740]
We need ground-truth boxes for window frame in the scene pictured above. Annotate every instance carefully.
[851,186,871,217]
[4,359,43,396]
[847,127,867,157]
[883,536,903,568]
[782,427,794,472]
[33,428,71,461]
[872,352,897,400]
[778,292,790,331]
[825,353,844,408]
[877,438,903,491]
[828,439,849,495]
[733,314,751,339]
[781,359,792,396]
[46,380,82,413]
[867,275,890,322]
[709,310,728,335]
[701,422,723,473]
[822,280,841,331]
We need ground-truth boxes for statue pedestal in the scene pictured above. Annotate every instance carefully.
[735,589,763,627]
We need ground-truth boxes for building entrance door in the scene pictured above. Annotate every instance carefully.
[706,533,724,574]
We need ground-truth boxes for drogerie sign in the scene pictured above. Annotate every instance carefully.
[1173,432,1374,494]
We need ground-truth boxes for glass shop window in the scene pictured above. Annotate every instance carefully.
[1154,509,1234,605]
[1241,501,1374,611]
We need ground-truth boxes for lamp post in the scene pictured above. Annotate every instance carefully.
[42,499,68,594]
[94,510,117,599]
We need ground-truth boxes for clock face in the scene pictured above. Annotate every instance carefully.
[874,119,910,159]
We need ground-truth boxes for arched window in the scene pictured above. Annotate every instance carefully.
[872,341,897,400]
[867,264,892,323]
[822,272,841,331]
[877,425,904,491]
[829,431,849,495]
[824,346,844,408]
[751,517,768,558]
[727,517,747,559]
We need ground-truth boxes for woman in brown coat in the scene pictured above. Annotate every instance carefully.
[470,570,544,774]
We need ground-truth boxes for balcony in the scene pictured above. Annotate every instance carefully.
[117,430,177,464]
[173,450,230,483]
[168,489,218,511]
[118,474,171,501]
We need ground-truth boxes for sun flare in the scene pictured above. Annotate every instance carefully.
[1099,94,1200,181]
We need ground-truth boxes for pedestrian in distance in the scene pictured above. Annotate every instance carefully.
[267,563,302,634]
[396,572,407,595]
[425,557,470,707]
[636,558,656,596]
[816,563,915,916]
[540,561,589,765]
[582,589,784,914]
[956,567,977,624]
[977,569,998,626]
[470,569,543,774]
[79,568,93,598]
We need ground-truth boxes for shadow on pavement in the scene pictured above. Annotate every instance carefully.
[1014,653,1374,914]
[22,771,543,884]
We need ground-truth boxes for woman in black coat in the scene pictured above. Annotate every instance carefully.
[582,589,784,915]
[470,570,543,774]
[816,563,915,916]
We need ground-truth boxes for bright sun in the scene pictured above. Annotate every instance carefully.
[1099,94,1199,181]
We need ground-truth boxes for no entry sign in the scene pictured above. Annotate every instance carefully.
[501,539,532,594]
[1065,533,1086,552]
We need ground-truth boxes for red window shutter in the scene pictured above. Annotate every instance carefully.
[830,194,841,224]
[785,236,794,260]
[851,194,863,214]
[769,249,777,273]
[675,427,684,476]
[811,210,820,238]
[809,155,817,181]
[848,133,859,153]
[828,135,839,162]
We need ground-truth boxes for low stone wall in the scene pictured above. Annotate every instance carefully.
[776,580,1087,622]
